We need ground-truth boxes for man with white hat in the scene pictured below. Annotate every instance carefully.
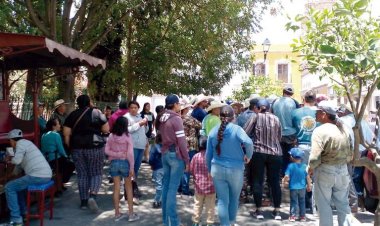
[236,98,260,128]
[50,99,69,124]
[191,95,209,122]
[4,129,52,226]
[308,102,354,226]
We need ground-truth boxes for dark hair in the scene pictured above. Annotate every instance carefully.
[249,98,259,110]
[111,116,129,136]
[327,113,336,121]
[216,118,229,156]
[165,103,175,110]
[155,105,164,114]
[199,136,207,151]
[77,94,91,109]
[143,102,150,111]
[128,101,140,109]
[12,137,22,142]
[119,101,128,109]
[105,105,112,110]
[46,118,60,131]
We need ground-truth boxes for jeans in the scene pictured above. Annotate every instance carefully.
[180,150,196,194]
[110,159,130,178]
[133,148,145,178]
[251,152,283,208]
[314,164,354,226]
[211,164,243,226]
[5,175,51,223]
[290,189,306,217]
[162,151,185,226]
[280,135,296,175]
[352,166,364,196]
[152,168,164,202]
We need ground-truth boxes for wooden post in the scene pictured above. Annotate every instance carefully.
[31,69,40,147]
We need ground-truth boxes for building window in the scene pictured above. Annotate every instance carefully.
[254,63,266,76]
[277,63,289,83]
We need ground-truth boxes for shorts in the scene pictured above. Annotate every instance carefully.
[110,159,130,178]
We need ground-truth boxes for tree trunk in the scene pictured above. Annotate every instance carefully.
[56,68,75,111]
[125,19,134,101]
[375,174,380,226]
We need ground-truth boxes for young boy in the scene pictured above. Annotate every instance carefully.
[190,137,216,226]
[282,147,312,222]
[149,134,163,208]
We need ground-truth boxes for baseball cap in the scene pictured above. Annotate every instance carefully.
[289,147,304,159]
[257,99,270,110]
[165,94,180,106]
[311,100,337,116]
[8,129,23,139]
[283,87,294,95]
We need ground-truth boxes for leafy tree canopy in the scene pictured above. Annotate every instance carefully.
[232,75,283,101]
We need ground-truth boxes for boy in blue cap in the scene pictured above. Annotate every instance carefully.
[282,147,312,222]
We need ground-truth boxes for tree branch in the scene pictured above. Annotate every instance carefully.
[62,0,73,45]
[329,76,344,87]
[50,0,57,40]
[354,155,380,175]
[25,0,50,37]
[69,0,87,33]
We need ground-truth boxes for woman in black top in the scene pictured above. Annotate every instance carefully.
[63,95,109,212]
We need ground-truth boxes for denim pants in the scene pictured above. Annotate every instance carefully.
[251,152,282,208]
[5,175,51,223]
[314,164,353,226]
[211,164,243,226]
[162,151,185,226]
[290,189,306,217]
[180,150,196,194]
[133,148,145,178]
[152,168,164,202]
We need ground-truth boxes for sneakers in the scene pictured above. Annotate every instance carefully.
[250,209,264,220]
[272,210,282,221]
[114,214,127,222]
[299,216,306,222]
[128,213,140,222]
[289,215,296,222]
[88,197,100,213]
[153,201,161,208]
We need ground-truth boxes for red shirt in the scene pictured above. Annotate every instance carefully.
[190,151,215,195]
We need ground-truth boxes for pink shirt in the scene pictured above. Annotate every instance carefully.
[105,133,134,170]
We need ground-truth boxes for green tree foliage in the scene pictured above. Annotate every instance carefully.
[287,0,380,223]
[232,75,283,101]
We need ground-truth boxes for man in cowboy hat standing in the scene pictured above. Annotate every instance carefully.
[202,100,226,136]
[191,95,209,122]
[50,99,69,124]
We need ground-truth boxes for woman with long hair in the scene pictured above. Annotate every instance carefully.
[206,105,253,226]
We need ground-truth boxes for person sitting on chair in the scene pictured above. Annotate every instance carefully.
[5,129,52,226]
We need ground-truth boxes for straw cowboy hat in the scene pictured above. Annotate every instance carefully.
[53,99,69,111]
[180,99,192,111]
[192,94,209,107]
[206,101,226,112]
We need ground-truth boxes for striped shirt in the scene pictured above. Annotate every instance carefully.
[12,139,52,178]
[244,112,282,156]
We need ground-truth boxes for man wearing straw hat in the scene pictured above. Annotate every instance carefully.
[202,100,226,136]
[191,95,209,122]
[50,99,69,125]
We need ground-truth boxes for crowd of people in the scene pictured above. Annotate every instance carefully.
[3,86,376,226]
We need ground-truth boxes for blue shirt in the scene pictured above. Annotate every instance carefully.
[41,131,68,162]
[206,123,253,172]
[340,114,374,152]
[236,109,256,128]
[285,162,307,190]
[191,107,208,122]
[291,106,317,145]
[272,97,297,136]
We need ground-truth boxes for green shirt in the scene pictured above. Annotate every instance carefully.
[204,115,221,136]
[309,123,353,169]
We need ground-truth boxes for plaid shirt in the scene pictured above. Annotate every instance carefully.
[190,151,215,195]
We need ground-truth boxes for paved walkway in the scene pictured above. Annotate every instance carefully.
[21,163,375,226]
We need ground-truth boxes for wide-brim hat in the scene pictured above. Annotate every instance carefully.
[53,99,68,110]
[180,99,192,111]
[311,100,337,116]
[193,95,209,107]
[243,99,250,109]
[206,101,227,112]
[231,102,243,108]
